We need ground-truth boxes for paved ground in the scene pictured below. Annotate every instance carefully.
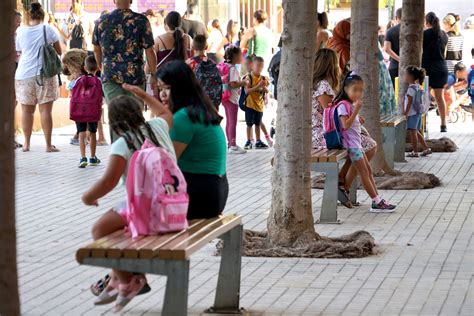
[16,111,473,315]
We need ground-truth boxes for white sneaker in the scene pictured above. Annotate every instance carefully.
[228,146,246,154]
[266,137,274,147]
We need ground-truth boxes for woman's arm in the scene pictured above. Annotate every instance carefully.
[173,141,188,159]
[82,155,126,206]
[240,28,254,50]
[317,93,333,109]
[53,41,62,55]
[122,84,173,128]
[216,37,229,53]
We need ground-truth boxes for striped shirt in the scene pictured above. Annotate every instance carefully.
[446,32,463,73]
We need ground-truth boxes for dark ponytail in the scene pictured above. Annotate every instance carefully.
[405,65,426,84]
[333,71,364,105]
[29,2,45,21]
[426,12,441,38]
[164,11,186,61]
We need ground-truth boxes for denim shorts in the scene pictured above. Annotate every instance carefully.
[348,148,364,162]
[407,113,422,130]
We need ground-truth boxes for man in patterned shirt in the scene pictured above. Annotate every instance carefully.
[93,0,157,113]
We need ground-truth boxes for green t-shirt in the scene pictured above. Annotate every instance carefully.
[170,108,227,175]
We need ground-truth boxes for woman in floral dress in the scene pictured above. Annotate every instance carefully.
[312,49,377,207]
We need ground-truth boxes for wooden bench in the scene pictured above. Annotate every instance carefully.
[380,114,407,168]
[76,214,243,315]
[311,149,357,224]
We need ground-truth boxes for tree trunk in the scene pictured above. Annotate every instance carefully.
[397,0,425,111]
[0,1,21,315]
[350,0,387,173]
[267,0,318,247]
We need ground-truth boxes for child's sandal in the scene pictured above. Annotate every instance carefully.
[94,275,120,305]
[114,274,147,312]
[90,273,111,296]
[407,152,419,158]
[420,148,432,156]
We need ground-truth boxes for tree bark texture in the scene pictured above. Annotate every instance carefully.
[0,0,21,315]
[350,0,387,173]
[267,0,318,247]
[397,0,425,111]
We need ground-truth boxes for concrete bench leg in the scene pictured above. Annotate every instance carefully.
[162,260,189,316]
[317,163,340,224]
[395,120,407,163]
[209,224,243,313]
[382,127,395,169]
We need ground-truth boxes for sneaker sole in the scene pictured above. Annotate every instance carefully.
[369,208,395,213]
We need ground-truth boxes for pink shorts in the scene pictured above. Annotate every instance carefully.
[15,76,58,105]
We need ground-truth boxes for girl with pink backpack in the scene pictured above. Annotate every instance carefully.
[81,84,186,312]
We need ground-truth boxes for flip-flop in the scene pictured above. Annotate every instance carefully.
[46,145,60,153]
[97,141,109,146]
[22,147,30,152]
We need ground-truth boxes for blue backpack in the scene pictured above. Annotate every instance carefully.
[323,101,351,149]
[238,74,252,111]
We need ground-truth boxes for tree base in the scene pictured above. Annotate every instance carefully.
[406,137,458,152]
[226,230,376,258]
[374,171,441,190]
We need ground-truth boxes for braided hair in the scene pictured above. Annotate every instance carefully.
[108,95,161,151]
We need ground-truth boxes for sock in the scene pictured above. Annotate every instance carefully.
[265,134,271,140]
[372,196,382,204]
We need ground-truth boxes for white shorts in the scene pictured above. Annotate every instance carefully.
[15,76,58,105]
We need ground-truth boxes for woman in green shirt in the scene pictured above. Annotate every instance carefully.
[241,10,273,73]
[157,60,228,220]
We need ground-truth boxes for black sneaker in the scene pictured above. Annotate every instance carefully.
[244,140,253,150]
[89,156,101,166]
[255,140,269,149]
[440,125,447,133]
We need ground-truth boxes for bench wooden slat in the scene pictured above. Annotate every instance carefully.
[76,229,125,263]
[316,149,328,162]
[122,219,206,258]
[328,149,347,162]
[158,214,242,260]
[138,218,218,259]
[91,233,133,258]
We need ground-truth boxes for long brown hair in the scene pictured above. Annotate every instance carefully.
[313,48,340,91]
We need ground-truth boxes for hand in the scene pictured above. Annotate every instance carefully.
[258,80,266,88]
[82,193,98,207]
[123,83,147,99]
[354,100,363,111]
[359,116,365,124]
[149,76,157,92]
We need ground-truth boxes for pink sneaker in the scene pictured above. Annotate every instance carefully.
[114,274,147,312]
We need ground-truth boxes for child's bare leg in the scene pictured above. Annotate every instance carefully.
[409,129,418,153]
[79,131,87,158]
[417,132,429,150]
[344,146,376,190]
[363,154,378,196]
[352,158,377,199]
[260,122,268,135]
[246,126,252,140]
[90,132,97,157]
[98,119,107,144]
[255,124,261,140]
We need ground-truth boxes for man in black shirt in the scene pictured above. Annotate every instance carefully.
[181,3,207,39]
[384,8,402,87]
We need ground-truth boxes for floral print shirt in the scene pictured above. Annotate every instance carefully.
[93,9,154,85]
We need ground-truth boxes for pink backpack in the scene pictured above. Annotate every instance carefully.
[217,62,231,102]
[124,139,189,237]
[70,75,103,122]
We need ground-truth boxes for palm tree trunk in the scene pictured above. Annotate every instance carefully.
[0,0,21,315]
[267,0,318,246]
[350,0,387,173]
[397,0,425,111]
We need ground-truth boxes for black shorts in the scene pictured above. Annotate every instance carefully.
[422,61,448,89]
[76,122,98,133]
[245,107,263,127]
[183,173,228,220]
